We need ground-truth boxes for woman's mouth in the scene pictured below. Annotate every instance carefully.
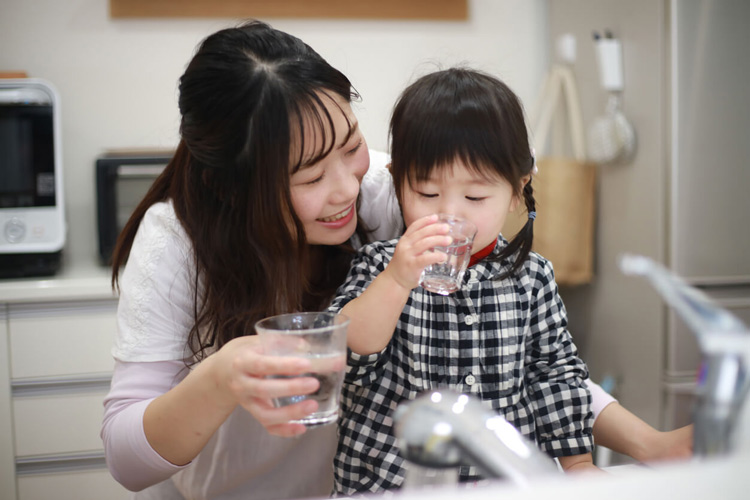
[318,204,354,226]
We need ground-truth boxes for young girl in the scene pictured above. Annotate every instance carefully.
[330,68,597,495]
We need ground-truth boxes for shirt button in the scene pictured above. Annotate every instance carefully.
[464,314,476,326]
[465,374,476,385]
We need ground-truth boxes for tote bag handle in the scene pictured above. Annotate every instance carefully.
[529,65,587,162]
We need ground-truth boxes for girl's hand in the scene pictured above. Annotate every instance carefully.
[207,335,321,437]
[382,214,452,291]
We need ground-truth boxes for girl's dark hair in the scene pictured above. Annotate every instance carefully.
[389,67,536,278]
[111,20,360,361]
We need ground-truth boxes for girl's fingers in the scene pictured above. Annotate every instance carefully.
[405,213,440,233]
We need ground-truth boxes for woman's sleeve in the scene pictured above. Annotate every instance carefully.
[101,360,190,491]
[358,150,404,242]
[585,378,618,420]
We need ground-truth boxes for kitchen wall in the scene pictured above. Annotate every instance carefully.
[548,0,668,434]
[2,0,683,447]
[0,0,547,270]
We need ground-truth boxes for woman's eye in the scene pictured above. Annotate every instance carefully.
[346,139,363,156]
[306,174,325,185]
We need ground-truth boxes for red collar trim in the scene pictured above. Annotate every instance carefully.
[469,240,497,267]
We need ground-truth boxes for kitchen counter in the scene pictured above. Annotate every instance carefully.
[0,262,116,303]
[376,453,749,500]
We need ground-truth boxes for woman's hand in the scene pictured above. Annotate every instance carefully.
[207,335,321,437]
[382,214,452,291]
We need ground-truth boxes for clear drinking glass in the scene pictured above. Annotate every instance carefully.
[419,214,478,295]
[255,312,348,427]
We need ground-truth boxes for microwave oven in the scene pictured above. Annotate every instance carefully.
[96,151,173,265]
[0,79,66,278]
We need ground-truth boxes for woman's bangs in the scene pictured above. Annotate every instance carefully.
[289,91,352,173]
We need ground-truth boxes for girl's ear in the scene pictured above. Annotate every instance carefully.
[509,174,532,213]
[386,162,392,171]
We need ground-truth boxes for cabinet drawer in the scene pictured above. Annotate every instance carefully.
[666,288,750,377]
[13,389,109,457]
[17,467,129,500]
[9,300,117,379]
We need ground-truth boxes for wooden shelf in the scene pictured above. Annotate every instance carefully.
[110,0,468,20]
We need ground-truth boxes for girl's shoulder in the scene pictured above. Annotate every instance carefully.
[515,250,559,290]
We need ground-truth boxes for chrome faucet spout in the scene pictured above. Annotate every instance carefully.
[393,390,559,487]
[619,254,750,456]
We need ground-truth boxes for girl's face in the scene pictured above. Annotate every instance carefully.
[400,161,528,253]
[290,95,369,246]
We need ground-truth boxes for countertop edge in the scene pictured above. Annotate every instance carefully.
[0,262,118,304]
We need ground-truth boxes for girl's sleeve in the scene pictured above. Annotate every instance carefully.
[101,360,189,491]
[328,242,393,386]
[524,258,595,458]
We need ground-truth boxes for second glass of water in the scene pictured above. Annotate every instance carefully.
[255,312,348,427]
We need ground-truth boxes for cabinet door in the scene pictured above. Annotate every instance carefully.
[13,388,110,457]
[9,300,117,379]
[671,0,750,282]
[0,305,18,499]
[17,467,129,500]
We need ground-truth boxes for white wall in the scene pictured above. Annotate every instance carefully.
[0,0,548,269]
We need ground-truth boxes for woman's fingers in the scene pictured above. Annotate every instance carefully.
[244,397,319,431]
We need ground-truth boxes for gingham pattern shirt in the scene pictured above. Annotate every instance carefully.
[328,237,594,496]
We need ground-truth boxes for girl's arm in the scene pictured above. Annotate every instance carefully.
[342,214,450,355]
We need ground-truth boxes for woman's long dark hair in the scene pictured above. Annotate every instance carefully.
[111,20,360,361]
[389,67,536,278]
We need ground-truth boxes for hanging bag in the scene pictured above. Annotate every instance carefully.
[503,65,597,285]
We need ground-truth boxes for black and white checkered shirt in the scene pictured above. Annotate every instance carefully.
[328,237,594,496]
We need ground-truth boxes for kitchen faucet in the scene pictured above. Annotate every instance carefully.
[620,254,750,456]
[393,389,559,488]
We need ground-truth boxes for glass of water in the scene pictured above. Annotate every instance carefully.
[419,214,478,295]
[255,312,348,427]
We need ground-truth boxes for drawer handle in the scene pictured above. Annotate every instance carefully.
[16,451,107,476]
[12,374,112,397]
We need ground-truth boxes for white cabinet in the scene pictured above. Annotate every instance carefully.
[0,269,129,500]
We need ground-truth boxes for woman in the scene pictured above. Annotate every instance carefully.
[101,20,690,500]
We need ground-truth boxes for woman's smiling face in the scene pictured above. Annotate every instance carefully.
[289,93,369,246]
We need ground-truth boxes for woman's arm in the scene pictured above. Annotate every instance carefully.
[102,340,321,491]
[592,401,693,462]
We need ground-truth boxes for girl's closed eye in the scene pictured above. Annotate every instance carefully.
[417,191,438,198]
[466,196,487,202]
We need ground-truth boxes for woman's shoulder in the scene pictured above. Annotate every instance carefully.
[359,149,404,243]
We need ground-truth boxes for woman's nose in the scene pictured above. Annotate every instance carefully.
[331,164,360,202]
